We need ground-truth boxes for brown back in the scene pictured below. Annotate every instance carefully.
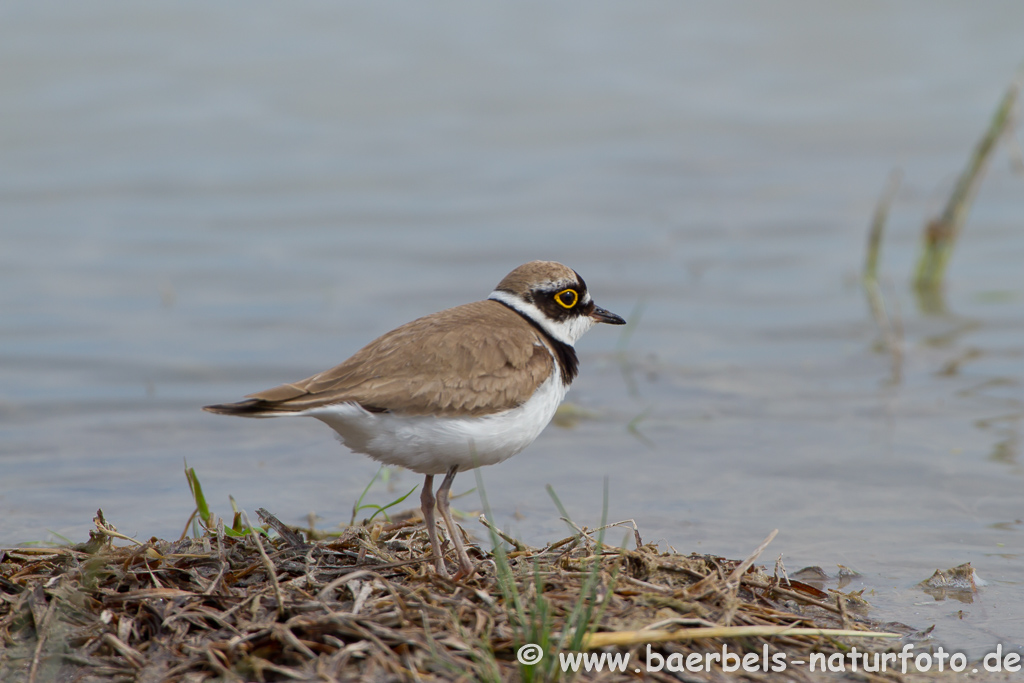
[242,300,554,417]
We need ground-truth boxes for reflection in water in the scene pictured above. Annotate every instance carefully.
[919,563,984,605]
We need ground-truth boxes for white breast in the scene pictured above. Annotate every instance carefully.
[300,369,569,475]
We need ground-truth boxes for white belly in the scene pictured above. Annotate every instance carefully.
[300,371,568,475]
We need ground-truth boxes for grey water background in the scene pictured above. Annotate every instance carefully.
[2,1,1023,659]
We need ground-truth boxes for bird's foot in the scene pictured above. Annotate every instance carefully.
[451,561,476,582]
[432,557,450,578]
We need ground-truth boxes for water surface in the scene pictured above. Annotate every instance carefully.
[2,1,1023,658]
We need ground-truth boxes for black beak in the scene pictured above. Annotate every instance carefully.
[590,304,626,325]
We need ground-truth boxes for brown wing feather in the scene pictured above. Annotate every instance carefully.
[228,300,553,417]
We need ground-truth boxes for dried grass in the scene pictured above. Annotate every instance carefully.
[1,509,918,682]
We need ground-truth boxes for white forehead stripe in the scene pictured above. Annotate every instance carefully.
[488,289,596,346]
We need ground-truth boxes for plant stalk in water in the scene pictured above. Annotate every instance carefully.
[914,76,1020,292]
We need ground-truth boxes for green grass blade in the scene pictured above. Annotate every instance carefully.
[365,484,418,524]
[474,469,526,629]
[545,484,578,537]
[563,478,612,655]
[350,466,384,525]
[184,462,211,527]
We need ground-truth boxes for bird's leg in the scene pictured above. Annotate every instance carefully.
[420,474,447,576]
[436,465,474,580]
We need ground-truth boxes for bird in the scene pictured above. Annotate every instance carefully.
[204,260,625,579]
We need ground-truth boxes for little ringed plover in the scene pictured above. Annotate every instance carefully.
[204,260,625,578]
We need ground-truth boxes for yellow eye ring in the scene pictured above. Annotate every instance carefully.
[555,288,578,309]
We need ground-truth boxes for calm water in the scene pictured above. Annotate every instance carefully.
[2,1,1023,659]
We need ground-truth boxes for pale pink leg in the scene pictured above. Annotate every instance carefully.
[420,474,447,576]
[436,465,474,580]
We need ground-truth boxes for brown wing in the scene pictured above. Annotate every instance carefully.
[206,300,554,417]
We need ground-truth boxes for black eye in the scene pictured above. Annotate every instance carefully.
[555,288,578,309]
